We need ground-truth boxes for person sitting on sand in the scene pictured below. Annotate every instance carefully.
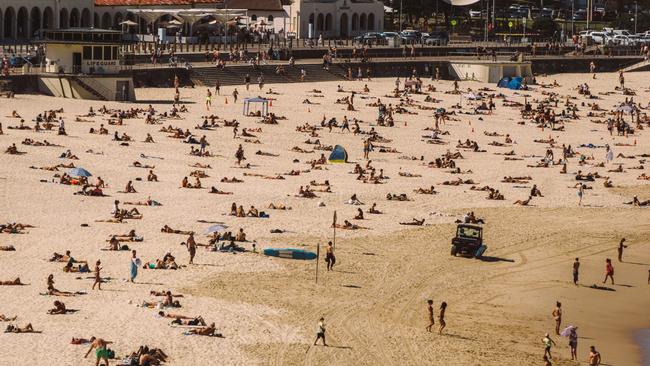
[530,185,544,197]
[47,300,68,315]
[147,170,158,182]
[354,208,364,220]
[124,181,137,193]
[346,194,364,205]
[367,203,382,214]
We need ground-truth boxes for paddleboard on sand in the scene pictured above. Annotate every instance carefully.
[263,248,317,260]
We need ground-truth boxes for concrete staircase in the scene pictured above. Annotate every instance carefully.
[68,76,109,101]
[621,58,650,72]
[190,63,347,87]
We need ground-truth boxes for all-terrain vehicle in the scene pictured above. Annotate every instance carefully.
[450,224,487,258]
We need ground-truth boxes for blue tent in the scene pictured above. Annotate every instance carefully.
[497,77,511,88]
[328,145,348,163]
[507,77,523,90]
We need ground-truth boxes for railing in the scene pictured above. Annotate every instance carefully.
[70,75,113,101]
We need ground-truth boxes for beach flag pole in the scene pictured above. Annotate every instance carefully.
[316,242,320,284]
[332,211,337,249]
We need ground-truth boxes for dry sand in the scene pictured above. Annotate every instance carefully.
[0,71,649,365]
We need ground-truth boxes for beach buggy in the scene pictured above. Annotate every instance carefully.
[450,224,487,258]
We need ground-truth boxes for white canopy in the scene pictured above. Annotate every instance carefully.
[441,0,481,6]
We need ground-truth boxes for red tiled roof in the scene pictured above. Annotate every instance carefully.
[95,0,222,6]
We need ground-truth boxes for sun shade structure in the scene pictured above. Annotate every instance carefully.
[68,167,92,177]
[242,97,269,116]
[328,145,348,163]
[441,0,481,5]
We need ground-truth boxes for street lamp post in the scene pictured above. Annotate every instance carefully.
[634,1,638,34]
[571,0,574,36]
[399,0,403,32]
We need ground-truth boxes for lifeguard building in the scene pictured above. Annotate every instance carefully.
[38,27,135,101]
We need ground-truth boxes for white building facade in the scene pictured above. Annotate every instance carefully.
[286,0,384,39]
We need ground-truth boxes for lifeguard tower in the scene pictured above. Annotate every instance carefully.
[38,28,136,101]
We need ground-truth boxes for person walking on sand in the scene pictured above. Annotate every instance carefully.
[313,317,327,346]
[603,258,614,284]
[438,301,447,335]
[588,345,601,366]
[205,89,212,111]
[185,233,196,264]
[325,241,336,271]
[617,238,628,262]
[426,300,435,332]
[542,333,556,359]
[130,250,141,283]
[572,258,580,286]
[578,184,585,206]
[552,302,562,335]
[92,260,102,290]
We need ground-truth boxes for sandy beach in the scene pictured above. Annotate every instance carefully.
[1,71,649,365]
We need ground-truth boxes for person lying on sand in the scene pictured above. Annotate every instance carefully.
[4,324,36,333]
[400,218,425,226]
[160,225,193,235]
[625,196,650,206]
[0,245,16,251]
[124,197,162,206]
[171,316,207,326]
[0,314,17,321]
[209,186,233,195]
[220,177,243,183]
[267,203,291,210]
[333,220,368,230]
[185,323,221,336]
[0,278,25,285]
[132,161,155,169]
[47,274,76,296]
[513,196,533,206]
[386,193,410,201]
[414,186,437,194]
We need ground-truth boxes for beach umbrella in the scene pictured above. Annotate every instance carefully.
[205,224,228,234]
[168,19,183,25]
[68,167,92,177]
[119,20,138,27]
[560,325,576,337]
[616,105,633,113]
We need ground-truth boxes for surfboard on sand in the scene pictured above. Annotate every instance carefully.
[263,248,317,260]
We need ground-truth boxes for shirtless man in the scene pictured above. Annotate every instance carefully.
[588,345,601,366]
[187,322,218,336]
[92,260,103,290]
[185,233,196,264]
[84,337,113,366]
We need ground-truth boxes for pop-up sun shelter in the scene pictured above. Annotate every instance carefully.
[497,76,523,90]
[328,145,348,163]
[242,97,269,116]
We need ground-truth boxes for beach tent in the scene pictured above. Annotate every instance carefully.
[507,77,523,90]
[496,77,511,88]
[328,145,348,163]
[242,97,269,116]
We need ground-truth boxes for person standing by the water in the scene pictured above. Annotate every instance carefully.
[552,302,562,335]
[313,317,327,346]
[603,259,614,284]
[617,238,628,262]
[572,258,580,286]
[130,250,140,283]
[588,345,601,366]
[578,184,585,206]
[425,300,434,332]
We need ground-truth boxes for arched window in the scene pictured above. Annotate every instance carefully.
[43,7,54,29]
[268,15,274,22]
[101,13,112,29]
[360,13,366,30]
[251,14,257,21]
[113,12,123,29]
[81,8,91,27]
[340,13,348,37]
[351,13,358,31]
[368,13,375,30]
[59,8,68,28]
[17,7,29,38]
[30,7,41,36]
[316,13,324,31]
[325,14,332,31]
[70,8,80,27]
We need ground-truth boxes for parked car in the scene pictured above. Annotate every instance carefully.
[611,35,636,46]
[423,31,449,45]
[354,32,385,44]
[399,30,422,42]
[572,9,587,21]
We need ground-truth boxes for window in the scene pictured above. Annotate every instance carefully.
[268,15,274,22]
[251,14,257,21]
[113,47,119,60]
[93,46,103,60]
[104,46,112,60]
[83,46,92,59]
